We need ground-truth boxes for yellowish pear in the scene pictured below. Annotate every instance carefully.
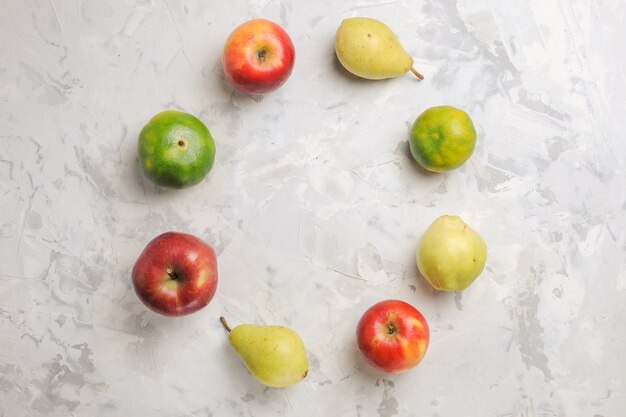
[335,17,423,80]
[417,215,487,291]
[220,317,308,388]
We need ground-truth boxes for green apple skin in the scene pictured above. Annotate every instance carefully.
[417,215,487,291]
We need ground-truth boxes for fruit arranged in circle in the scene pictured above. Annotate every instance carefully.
[356,299,429,373]
[222,19,295,95]
[138,110,215,189]
[335,17,423,80]
[409,106,476,172]
[125,20,492,382]
[132,231,218,316]
[417,215,487,291]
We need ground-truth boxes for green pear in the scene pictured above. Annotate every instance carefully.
[417,215,487,291]
[335,17,423,80]
[220,317,308,387]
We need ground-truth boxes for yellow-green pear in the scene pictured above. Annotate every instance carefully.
[220,317,308,388]
[417,215,487,291]
[335,17,424,80]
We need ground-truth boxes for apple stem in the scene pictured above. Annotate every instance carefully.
[256,48,268,63]
[410,66,425,80]
[219,316,232,333]
[166,268,178,280]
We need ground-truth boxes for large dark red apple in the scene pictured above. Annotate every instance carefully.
[356,299,429,373]
[222,18,295,95]
[132,232,218,317]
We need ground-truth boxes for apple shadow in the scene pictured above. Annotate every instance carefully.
[209,57,267,104]
[218,73,265,105]
[120,307,187,345]
[351,344,415,385]
[350,343,384,380]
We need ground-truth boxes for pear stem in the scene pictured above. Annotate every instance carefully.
[410,66,425,80]
[219,316,232,333]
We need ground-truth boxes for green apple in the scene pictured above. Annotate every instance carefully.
[417,215,487,291]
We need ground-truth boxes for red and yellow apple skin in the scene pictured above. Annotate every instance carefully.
[356,300,429,373]
[222,19,295,95]
[132,232,218,317]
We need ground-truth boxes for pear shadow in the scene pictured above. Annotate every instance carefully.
[218,330,261,387]
[330,39,425,85]
[330,45,398,87]
[412,265,446,298]
[407,250,451,301]
[411,263,464,306]
[216,336,287,399]
[332,53,369,84]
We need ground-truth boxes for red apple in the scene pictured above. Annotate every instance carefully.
[132,232,218,317]
[222,18,295,95]
[356,300,429,373]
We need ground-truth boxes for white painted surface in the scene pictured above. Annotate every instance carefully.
[1,0,625,416]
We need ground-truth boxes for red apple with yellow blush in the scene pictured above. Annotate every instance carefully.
[356,300,429,373]
[222,19,295,95]
[132,232,218,317]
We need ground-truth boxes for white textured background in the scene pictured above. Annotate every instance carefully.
[1,0,625,416]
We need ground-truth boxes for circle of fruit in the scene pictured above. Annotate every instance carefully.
[138,110,216,189]
[409,105,476,172]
